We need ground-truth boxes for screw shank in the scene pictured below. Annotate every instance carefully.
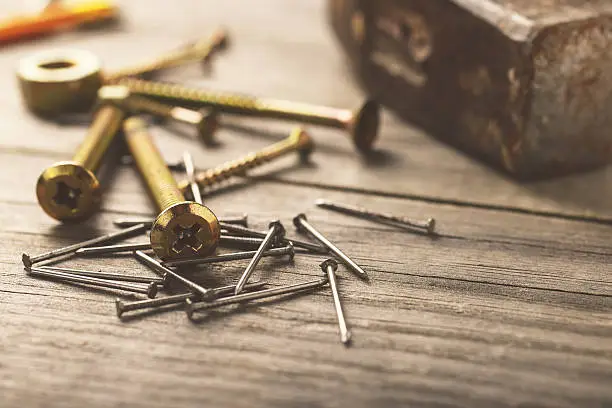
[121,79,347,128]
[188,277,328,314]
[124,117,185,211]
[123,95,175,118]
[72,104,124,172]
[184,133,302,191]
[259,99,348,128]
[104,29,228,82]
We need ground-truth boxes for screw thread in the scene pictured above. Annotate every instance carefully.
[180,128,310,190]
[120,77,260,110]
[104,30,227,82]
[72,104,124,171]
[123,117,185,211]
[120,78,346,128]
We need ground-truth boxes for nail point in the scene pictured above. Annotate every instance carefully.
[341,331,353,345]
[115,299,125,318]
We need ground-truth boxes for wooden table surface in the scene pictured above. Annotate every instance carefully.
[1,1,610,407]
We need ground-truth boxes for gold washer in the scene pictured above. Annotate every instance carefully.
[17,49,102,117]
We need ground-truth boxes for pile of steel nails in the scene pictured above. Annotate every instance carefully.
[22,203,435,346]
[19,28,436,345]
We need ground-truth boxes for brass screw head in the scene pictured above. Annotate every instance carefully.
[35,161,101,221]
[150,201,221,261]
[349,100,380,152]
[196,109,219,145]
[289,128,315,161]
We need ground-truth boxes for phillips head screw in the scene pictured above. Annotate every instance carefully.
[177,127,314,193]
[118,78,380,151]
[123,117,220,260]
[36,98,124,221]
[99,85,218,145]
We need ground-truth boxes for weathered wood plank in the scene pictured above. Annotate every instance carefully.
[2,177,611,407]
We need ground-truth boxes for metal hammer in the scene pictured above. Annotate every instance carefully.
[330,0,612,179]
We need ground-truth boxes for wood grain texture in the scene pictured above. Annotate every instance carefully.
[0,1,610,408]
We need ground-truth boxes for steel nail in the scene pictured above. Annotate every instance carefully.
[134,250,213,300]
[39,266,166,285]
[293,213,368,281]
[315,199,435,234]
[320,259,351,345]
[163,244,294,268]
[219,235,265,250]
[234,220,285,295]
[115,280,267,318]
[182,151,202,204]
[78,235,268,255]
[113,214,248,229]
[76,242,152,256]
[27,267,157,298]
[220,222,326,254]
[186,276,329,318]
[22,223,148,268]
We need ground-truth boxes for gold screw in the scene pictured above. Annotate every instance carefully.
[104,28,229,82]
[177,127,314,193]
[36,101,124,221]
[123,117,220,261]
[98,85,218,145]
[119,78,380,151]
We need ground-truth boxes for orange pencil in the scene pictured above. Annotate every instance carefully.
[0,1,118,44]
